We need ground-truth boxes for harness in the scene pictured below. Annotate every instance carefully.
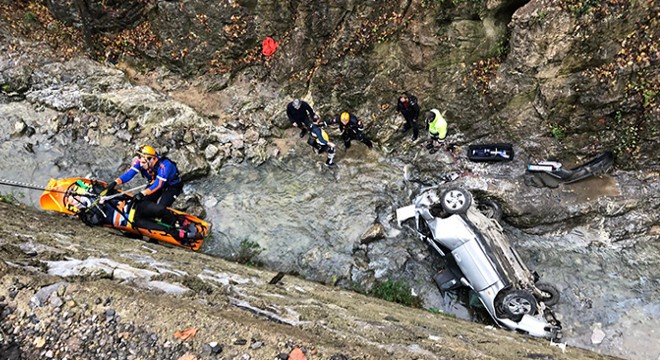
[142,156,181,186]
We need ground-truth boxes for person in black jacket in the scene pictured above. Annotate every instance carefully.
[396,93,420,140]
[328,112,373,149]
[286,98,318,138]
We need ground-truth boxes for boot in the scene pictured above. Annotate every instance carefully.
[325,158,336,168]
[299,128,307,138]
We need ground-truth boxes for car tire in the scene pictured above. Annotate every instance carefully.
[535,282,560,307]
[498,290,538,321]
[440,188,472,214]
[477,199,502,221]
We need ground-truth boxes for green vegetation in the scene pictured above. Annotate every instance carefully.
[550,123,566,141]
[491,30,511,59]
[371,279,422,308]
[612,110,641,157]
[234,239,264,267]
[566,0,599,17]
[0,193,20,204]
[23,11,36,24]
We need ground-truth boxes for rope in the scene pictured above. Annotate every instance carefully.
[0,178,70,194]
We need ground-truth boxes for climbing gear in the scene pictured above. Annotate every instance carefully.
[0,178,78,195]
[340,112,350,124]
[136,144,157,159]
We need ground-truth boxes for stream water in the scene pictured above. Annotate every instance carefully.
[1,137,658,360]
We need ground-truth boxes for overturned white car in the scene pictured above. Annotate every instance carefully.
[397,187,562,339]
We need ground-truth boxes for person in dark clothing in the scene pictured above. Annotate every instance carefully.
[75,187,199,245]
[306,121,336,167]
[328,112,373,149]
[286,99,318,138]
[396,93,420,140]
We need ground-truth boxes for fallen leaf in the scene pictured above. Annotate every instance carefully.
[174,327,198,340]
[289,347,307,360]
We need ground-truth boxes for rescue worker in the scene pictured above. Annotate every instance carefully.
[306,120,337,167]
[105,144,183,207]
[286,98,318,138]
[330,112,373,149]
[426,109,448,154]
[75,184,199,245]
[396,93,420,140]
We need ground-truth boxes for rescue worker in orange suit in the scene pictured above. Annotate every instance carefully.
[396,93,420,141]
[105,145,183,207]
[328,112,373,149]
[306,120,337,167]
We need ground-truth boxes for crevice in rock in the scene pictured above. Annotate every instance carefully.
[493,0,530,28]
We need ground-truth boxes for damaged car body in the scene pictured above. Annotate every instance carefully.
[397,187,562,339]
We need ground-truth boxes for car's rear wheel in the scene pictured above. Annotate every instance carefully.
[441,188,472,214]
[477,199,502,220]
[498,290,538,321]
[535,282,560,307]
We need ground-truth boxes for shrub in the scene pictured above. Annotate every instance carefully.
[371,279,422,308]
[235,239,264,267]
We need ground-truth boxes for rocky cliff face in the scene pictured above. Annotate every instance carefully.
[7,0,656,168]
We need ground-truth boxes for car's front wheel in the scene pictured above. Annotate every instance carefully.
[498,290,538,321]
[441,188,472,214]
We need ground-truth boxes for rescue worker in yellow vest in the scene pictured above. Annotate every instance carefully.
[306,120,337,167]
[426,109,448,154]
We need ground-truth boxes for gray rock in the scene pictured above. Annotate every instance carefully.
[31,282,68,309]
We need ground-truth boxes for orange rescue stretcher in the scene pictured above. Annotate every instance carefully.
[39,178,210,251]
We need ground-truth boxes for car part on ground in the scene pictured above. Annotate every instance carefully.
[397,187,562,340]
[526,151,615,188]
[467,143,514,162]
